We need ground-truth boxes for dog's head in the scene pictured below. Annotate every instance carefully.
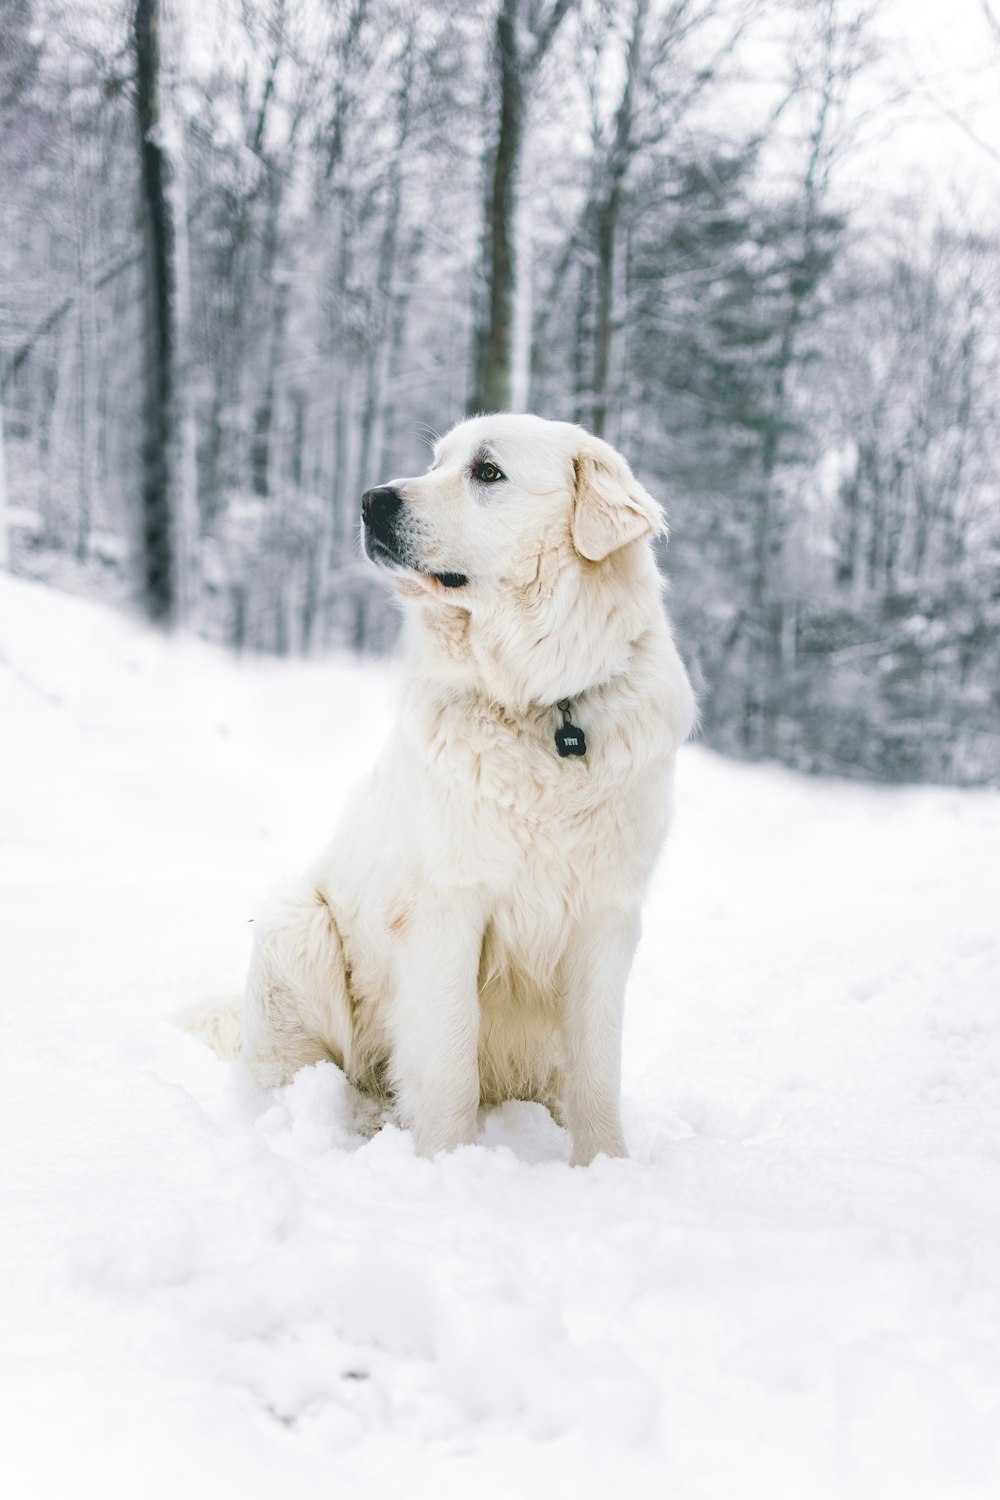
[361,414,666,703]
[361,414,663,599]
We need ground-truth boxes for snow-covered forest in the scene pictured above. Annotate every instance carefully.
[1,0,998,785]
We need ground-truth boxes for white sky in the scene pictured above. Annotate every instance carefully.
[855,0,1000,216]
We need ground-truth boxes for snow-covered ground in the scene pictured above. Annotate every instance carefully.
[2,573,999,1500]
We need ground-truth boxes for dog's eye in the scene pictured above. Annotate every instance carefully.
[473,461,505,484]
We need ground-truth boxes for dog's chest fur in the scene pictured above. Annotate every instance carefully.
[401,659,677,947]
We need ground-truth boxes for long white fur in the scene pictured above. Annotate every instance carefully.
[233,414,695,1165]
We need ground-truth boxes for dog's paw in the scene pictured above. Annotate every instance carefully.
[570,1135,628,1168]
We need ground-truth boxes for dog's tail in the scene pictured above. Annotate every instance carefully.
[177,994,243,1061]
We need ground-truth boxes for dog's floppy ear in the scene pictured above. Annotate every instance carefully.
[571,437,665,562]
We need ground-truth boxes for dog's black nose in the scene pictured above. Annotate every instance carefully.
[361,485,402,532]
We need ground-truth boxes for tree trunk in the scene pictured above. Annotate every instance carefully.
[571,259,592,425]
[471,0,523,413]
[378,286,411,477]
[591,193,618,438]
[358,33,411,490]
[470,0,574,413]
[510,214,533,411]
[250,273,290,498]
[67,84,99,563]
[134,0,176,622]
[591,0,645,439]
[836,470,859,589]
[170,79,198,622]
[0,378,9,571]
[330,375,352,563]
[250,157,290,499]
[747,0,839,756]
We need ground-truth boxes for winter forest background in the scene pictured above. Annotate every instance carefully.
[1,0,998,785]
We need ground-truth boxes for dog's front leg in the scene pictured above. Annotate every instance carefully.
[561,907,641,1166]
[387,889,483,1156]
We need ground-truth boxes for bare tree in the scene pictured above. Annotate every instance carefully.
[590,0,648,439]
[133,0,178,621]
[744,0,867,755]
[567,0,756,438]
[470,0,575,412]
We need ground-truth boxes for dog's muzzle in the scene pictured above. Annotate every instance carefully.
[361,485,468,588]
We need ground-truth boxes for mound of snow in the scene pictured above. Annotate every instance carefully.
[2,575,999,1499]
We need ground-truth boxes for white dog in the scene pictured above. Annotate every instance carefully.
[227,414,694,1164]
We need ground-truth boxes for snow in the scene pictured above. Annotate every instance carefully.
[2,572,1000,1500]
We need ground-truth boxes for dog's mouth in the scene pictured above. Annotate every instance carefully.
[364,532,405,570]
[364,531,468,592]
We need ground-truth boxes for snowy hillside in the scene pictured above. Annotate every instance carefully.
[2,575,999,1500]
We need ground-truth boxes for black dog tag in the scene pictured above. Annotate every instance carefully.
[554,698,586,758]
[555,720,587,757]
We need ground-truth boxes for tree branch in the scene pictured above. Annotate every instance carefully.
[3,250,143,384]
[527,0,575,74]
